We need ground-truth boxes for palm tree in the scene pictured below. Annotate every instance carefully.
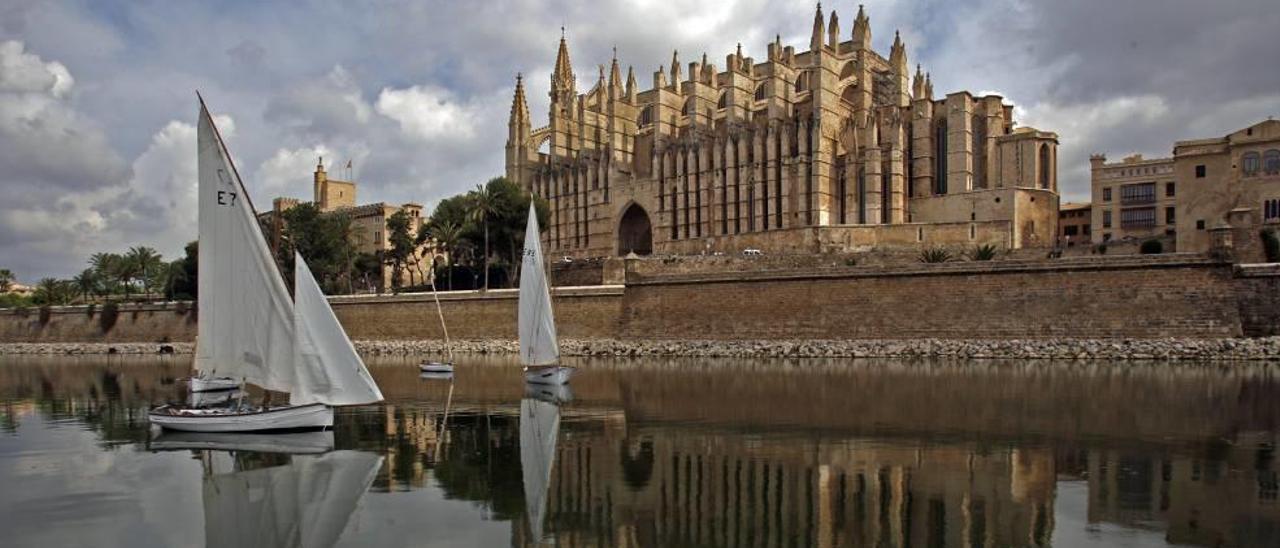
[468,184,500,290]
[91,252,126,297]
[72,269,98,303]
[127,246,162,296]
[163,259,188,300]
[0,268,13,293]
[35,278,70,305]
[427,220,462,291]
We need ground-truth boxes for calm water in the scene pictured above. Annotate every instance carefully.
[2,355,1279,547]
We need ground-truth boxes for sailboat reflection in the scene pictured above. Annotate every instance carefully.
[520,390,565,544]
[153,432,382,548]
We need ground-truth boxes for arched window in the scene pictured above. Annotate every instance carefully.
[754,83,766,101]
[1039,144,1051,189]
[1265,149,1280,175]
[1243,151,1261,176]
[682,99,693,116]
[794,72,808,92]
[639,105,653,126]
[717,91,727,109]
[935,119,948,195]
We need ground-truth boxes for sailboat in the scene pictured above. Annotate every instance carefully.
[519,202,575,385]
[419,269,455,375]
[519,389,563,543]
[148,98,383,432]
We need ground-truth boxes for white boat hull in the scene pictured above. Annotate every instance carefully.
[149,403,333,432]
[151,430,335,454]
[524,366,575,386]
[189,376,239,392]
[419,361,455,374]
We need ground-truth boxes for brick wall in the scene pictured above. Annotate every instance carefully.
[620,255,1247,339]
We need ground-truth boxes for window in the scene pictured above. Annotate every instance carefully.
[1166,206,1175,224]
[1121,182,1156,205]
[1063,225,1079,236]
[1121,207,1156,228]
[1084,224,1091,235]
[1166,182,1175,197]
[1039,144,1051,189]
[1195,164,1206,178]
[754,83,766,101]
[1196,219,1206,230]
[717,92,727,109]
[639,105,653,126]
[1102,187,1112,202]
[1243,152,1261,176]
[1266,199,1280,221]
[1103,210,1112,228]
[682,99,693,116]
[1266,150,1280,175]
[1103,232,1112,241]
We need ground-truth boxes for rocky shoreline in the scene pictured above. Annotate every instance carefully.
[3,337,1280,361]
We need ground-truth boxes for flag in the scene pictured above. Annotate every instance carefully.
[346,159,352,169]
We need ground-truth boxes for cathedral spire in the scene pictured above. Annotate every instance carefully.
[852,4,871,50]
[551,30,575,103]
[625,65,637,102]
[810,2,825,52]
[510,73,529,122]
[608,48,623,100]
[669,50,681,88]
[924,72,933,99]
[912,63,925,97]
[827,8,840,49]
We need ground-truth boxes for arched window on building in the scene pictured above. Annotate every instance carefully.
[1039,144,1051,189]
[794,72,808,93]
[639,105,653,126]
[1243,151,1261,176]
[1265,149,1280,175]
[717,91,727,110]
[754,83,766,101]
[682,99,694,116]
[935,119,948,195]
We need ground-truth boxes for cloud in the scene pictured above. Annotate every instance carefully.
[376,85,478,141]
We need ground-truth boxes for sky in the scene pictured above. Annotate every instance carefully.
[1,0,1278,281]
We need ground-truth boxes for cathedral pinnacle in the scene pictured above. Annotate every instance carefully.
[509,72,529,124]
[853,3,871,49]
[810,2,825,52]
[552,30,575,100]
[670,50,681,85]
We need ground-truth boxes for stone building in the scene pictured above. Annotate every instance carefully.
[1089,153,1176,246]
[265,159,430,291]
[1057,202,1091,248]
[1174,120,1280,259]
[505,5,1060,258]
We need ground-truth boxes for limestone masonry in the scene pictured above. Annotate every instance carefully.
[505,5,1060,258]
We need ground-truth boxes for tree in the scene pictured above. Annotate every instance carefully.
[384,210,417,290]
[126,246,162,296]
[34,278,71,305]
[167,241,199,300]
[278,203,355,294]
[468,183,501,289]
[353,252,382,294]
[427,219,463,290]
[90,252,126,296]
[0,269,13,293]
[72,269,99,303]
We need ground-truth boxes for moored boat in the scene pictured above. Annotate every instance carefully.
[518,202,575,385]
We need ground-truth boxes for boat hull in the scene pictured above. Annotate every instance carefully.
[150,430,335,454]
[148,403,333,432]
[523,366,575,386]
[419,361,455,374]
[189,376,239,392]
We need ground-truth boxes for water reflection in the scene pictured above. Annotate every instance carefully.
[1,354,1279,547]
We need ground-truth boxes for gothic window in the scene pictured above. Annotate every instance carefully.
[1243,151,1261,176]
[717,91,727,110]
[754,83,766,101]
[1039,144,1051,189]
[935,119,948,195]
[794,72,808,92]
[857,167,867,224]
[1265,150,1280,175]
[682,99,694,116]
[640,105,653,126]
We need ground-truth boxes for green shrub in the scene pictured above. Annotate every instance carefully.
[970,244,999,261]
[919,247,953,263]
[99,302,119,333]
[1261,228,1280,262]
[1140,239,1164,254]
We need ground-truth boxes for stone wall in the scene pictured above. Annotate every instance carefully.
[619,254,1249,340]
[2,256,1275,344]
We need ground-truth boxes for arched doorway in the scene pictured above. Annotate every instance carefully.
[617,203,653,256]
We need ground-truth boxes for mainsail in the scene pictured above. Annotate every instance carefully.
[518,202,559,366]
[293,252,384,406]
[203,450,383,548]
[519,397,561,542]
[194,101,296,392]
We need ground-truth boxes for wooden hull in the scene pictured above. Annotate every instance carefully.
[523,366,575,386]
[148,403,333,432]
[419,361,455,374]
[150,430,335,454]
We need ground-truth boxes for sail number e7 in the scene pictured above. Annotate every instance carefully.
[217,191,238,206]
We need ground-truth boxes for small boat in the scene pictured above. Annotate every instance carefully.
[520,389,564,542]
[187,388,244,408]
[419,371,454,381]
[149,97,383,433]
[419,361,454,374]
[524,382,573,404]
[518,202,575,385]
[188,375,238,392]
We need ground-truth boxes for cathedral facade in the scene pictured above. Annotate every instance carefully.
[506,5,1060,257]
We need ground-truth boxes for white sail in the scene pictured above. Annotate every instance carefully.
[518,202,559,366]
[194,102,296,393]
[293,252,384,406]
[520,397,561,542]
[203,450,383,548]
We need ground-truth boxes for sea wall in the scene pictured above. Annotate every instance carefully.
[2,255,1277,345]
